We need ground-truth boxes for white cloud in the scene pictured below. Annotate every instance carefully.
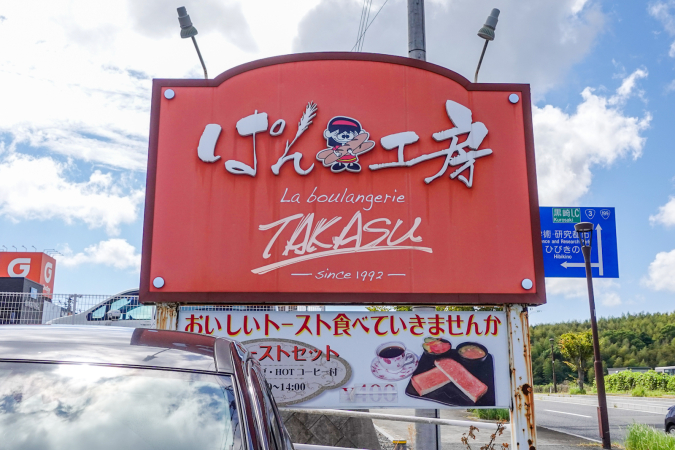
[0,0,605,170]
[0,0,318,170]
[545,278,620,299]
[600,292,622,307]
[650,196,675,227]
[545,278,588,298]
[612,69,648,103]
[649,1,675,57]
[0,6,153,170]
[546,278,622,307]
[546,278,621,308]
[294,0,605,98]
[534,69,651,205]
[642,249,675,292]
[58,239,140,271]
[0,152,143,235]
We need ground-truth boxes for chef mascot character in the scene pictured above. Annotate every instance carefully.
[316,116,375,173]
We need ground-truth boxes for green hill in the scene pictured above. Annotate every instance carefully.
[530,311,675,386]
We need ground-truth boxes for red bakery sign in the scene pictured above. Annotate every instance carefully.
[140,53,545,305]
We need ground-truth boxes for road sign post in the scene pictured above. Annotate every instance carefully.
[576,222,611,449]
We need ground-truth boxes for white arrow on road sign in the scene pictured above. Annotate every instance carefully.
[560,224,604,276]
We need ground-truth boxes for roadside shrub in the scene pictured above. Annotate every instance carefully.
[605,370,638,391]
[669,376,675,392]
[631,387,646,397]
[605,371,675,393]
[533,383,570,394]
[569,387,586,395]
[469,409,510,422]
[636,370,670,391]
[624,423,675,450]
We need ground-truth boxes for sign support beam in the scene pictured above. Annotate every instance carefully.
[155,303,179,330]
[506,304,537,450]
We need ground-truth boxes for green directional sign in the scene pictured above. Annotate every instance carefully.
[552,207,581,223]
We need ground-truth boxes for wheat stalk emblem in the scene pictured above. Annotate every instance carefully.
[271,102,317,175]
[288,101,317,150]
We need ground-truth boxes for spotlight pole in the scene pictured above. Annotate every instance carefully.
[575,222,611,449]
[177,7,208,80]
[190,36,208,80]
[474,9,500,83]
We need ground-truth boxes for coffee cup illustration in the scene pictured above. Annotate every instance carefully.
[376,341,417,373]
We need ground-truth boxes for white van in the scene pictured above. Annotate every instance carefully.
[48,289,154,328]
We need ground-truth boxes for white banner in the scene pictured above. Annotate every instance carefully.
[178,310,510,409]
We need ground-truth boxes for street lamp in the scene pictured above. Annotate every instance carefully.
[575,222,611,449]
[549,338,557,393]
[177,7,208,79]
[474,8,500,83]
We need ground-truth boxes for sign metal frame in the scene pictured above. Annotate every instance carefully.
[140,52,545,306]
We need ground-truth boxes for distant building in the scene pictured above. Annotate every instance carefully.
[607,367,652,375]
[655,366,675,376]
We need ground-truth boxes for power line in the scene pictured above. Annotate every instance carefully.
[359,0,374,51]
[352,0,389,52]
[355,0,369,52]
[355,0,373,52]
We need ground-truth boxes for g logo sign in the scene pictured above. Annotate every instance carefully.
[8,258,31,278]
[44,262,53,283]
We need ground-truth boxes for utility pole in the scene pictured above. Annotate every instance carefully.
[549,338,557,393]
[411,306,439,450]
[575,222,611,449]
[408,0,426,60]
[409,4,437,448]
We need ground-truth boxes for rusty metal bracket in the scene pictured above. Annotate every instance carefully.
[155,302,180,330]
[506,304,537,450]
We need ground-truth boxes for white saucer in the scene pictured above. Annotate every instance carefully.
[370,352,419,381]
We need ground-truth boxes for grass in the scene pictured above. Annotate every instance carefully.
[624,423,675,450]
[570,387,587,395]
[577,444,625,449]
[631,387,646,397]
[468,408,510,421]
[608,389,674,397]
[588,386,675,397]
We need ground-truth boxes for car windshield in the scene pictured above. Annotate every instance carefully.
[0,362,241,450]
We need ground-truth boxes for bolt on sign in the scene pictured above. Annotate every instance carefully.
[179,310,510,408]
[140,53,545,305]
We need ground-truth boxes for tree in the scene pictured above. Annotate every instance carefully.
[365,305,490,312]
[559,331,593,390]
[659,324,675,342]
[529,311,675,386]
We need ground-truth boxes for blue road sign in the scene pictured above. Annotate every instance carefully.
[540,207,619,278]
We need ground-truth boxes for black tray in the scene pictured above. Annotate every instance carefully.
[404,349,496,407]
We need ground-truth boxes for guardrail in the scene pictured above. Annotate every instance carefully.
[533,394,671,414]
[294,445,370,450]
[280,408,502,430]
[0,292,324,326]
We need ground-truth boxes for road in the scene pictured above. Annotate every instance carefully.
[370,396,673,448]
[372,408,593,449]
[534,395,672,443]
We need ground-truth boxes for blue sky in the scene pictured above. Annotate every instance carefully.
[0,0,674,325]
